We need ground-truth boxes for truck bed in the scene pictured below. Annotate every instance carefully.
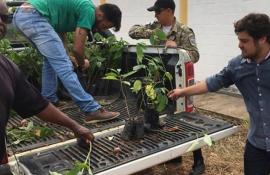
[7,99,238,175]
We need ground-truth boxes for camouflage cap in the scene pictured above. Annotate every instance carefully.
[147,0,175,12]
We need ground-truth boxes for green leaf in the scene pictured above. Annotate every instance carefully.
[133,65,146,71]
[65,162,88,175]
[38,127,54,138]
[105,72,118,78]
[149,35,156,45]
[203,134,213,146]
[132,80,142,93]
[19,121,34,131]
[136,45,144,64]
[164,72,173,81]
[156,94,168,112]
[103,76,118,81]
[93,33,105,42]
[13,139,22,145]
[122,70,137,78]
[155,29,167,41]
[145,84,156,100]
[7,122,55,145]
[187,140,199,152]
[122,81,131,86]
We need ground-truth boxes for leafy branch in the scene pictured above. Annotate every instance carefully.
[7,121,54,145]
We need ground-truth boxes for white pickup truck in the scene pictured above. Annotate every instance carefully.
[1,44,238,175]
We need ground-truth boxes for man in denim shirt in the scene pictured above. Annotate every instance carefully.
[168,13,270,175]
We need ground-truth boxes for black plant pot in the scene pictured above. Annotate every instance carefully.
[144,108,161,131]
[121,117,145,140]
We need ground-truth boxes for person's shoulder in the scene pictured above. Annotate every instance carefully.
[175,20,194,32]
[146,20,160,28]
[76,0,94,8]
[0,54,20,77]
[228,55,244,66]
[0,54,12,67]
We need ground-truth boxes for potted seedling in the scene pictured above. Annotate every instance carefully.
[131,43,173,131]
[104,67,145,140]
[130,29,173,131]
[66,32,128,94]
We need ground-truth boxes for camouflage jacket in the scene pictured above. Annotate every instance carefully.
[129,19,199,63]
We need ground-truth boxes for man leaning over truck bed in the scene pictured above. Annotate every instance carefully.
[13,0,122,124]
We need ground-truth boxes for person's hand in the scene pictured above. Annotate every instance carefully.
[165,40,177,48]
[167,89,183,101]
[81,59,90,70]
[69,55,89,71]
[69,55,79,68]
[72,125,95,143]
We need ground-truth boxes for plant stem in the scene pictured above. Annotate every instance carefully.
[119,76,132,120]
[80,142,93,175]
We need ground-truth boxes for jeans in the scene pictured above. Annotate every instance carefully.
[244,140,270,175]
[13,6,100,113]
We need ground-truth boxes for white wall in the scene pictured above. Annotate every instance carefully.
[189,0,270,80]
[94,0,269,80]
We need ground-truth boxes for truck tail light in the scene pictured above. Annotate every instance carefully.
[185,61,194,112]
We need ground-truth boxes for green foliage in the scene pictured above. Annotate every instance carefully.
[203,134,213,146]
[7,121,54,145]
[186,133,213,152]
[131,42,172,112]
[136,42,146,64]
[83,33,128,87]
[150,28,167,45]
[104,29,172,113]
[64,32,128,90]
[0,39,42,86]
[105,40,172,113]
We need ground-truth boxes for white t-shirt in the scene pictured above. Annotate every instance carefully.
[162,25,172,35]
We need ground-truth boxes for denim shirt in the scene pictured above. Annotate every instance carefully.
[206,54,270,151]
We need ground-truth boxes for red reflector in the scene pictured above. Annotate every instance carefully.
[185,61,194,112]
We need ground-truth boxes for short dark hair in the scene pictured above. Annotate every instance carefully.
[234,13,270,43]
[99,3,122,32]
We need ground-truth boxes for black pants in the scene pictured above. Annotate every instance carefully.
[244,140,270,175]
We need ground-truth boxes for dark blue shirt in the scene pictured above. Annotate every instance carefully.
[0,55,48,161]
[206,54,270,151]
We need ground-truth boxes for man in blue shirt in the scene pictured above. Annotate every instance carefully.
[168,13,270,175]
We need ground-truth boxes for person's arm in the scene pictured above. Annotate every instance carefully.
[73,27,89,70]
[128,21,159,39]
[174,26,200,63]
[8,56,94,142]
[168,81,209,101]
[58,33,80,68]
[36,103,94,142]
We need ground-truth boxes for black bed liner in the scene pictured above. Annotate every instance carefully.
[18,112,233,174]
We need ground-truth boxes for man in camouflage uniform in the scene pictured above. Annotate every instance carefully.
[129,0,204,174]
[129,0,199,63]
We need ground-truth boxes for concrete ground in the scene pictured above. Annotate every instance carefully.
[194,92,249,121]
